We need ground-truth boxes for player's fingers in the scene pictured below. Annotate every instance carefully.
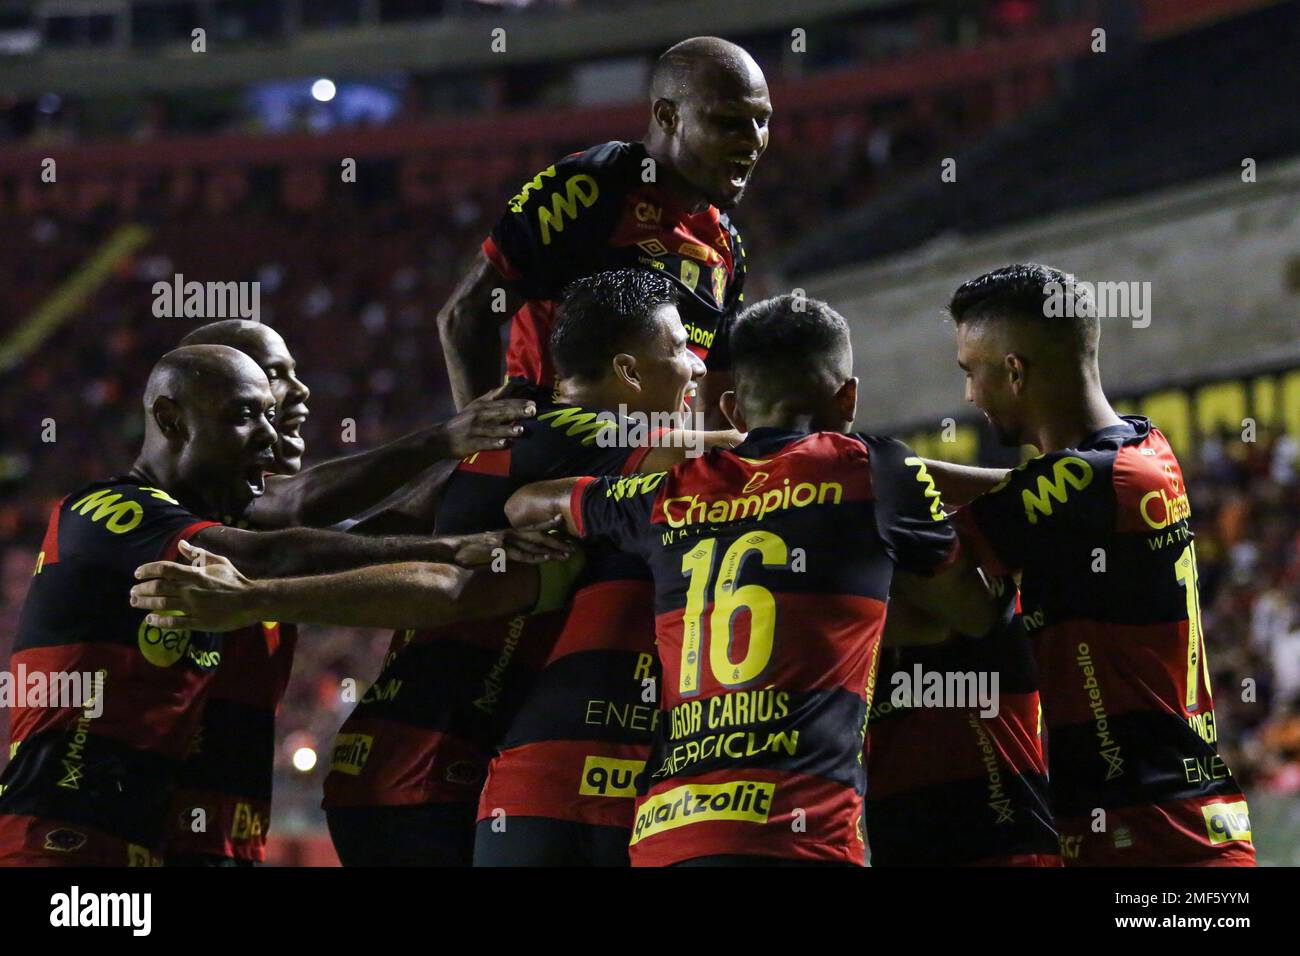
[521,515,567,535]
[131,594,185,611]
[134,560,197,581]
[129,579,183,600]
[477,398,537,420]
[510,530,575,557]
[470,423,528,441]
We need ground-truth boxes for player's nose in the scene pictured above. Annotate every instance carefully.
[288,373,311,406]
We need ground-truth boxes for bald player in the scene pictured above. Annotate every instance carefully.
[178,319,537,530]
[160,319,536,865]
[0,345,569,865]
[439,35,770,424]
[943,264,1256,866]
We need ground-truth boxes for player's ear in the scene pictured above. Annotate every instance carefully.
[612,353,641,392]
[152,397,185,441]
[1005,354,1027,395]
[835,377,858,426]
[652,98,678,134]
[719,390,746,432]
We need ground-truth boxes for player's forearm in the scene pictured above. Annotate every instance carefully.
[505,479,582,536]
[637,429,744,473]
[195,525,465,579]
[892,553,1002,639]
[882,594,952,648]
[919,459,1010,507]
[245,426,457,529]
[245,562,540,630]
[345,460,458,535]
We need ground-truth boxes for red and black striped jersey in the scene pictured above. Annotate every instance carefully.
[571,428,959,866]
[0,477,221,865]
[321,389,657,812]
[865,617,1060,867]
[476,535,658,830]
[484,140,747,385]
[955,416,1255,866]
[163,620,297,862]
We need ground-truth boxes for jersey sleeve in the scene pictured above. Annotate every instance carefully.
[568,473,661,558]
[952,448,1111,577]
[483,152,618,301]
[60,483,218,574]
[857,436,959,576]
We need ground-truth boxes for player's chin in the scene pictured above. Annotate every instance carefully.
[274,437,306,475]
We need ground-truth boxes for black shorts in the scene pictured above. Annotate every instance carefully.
[473,815,630,867]
[326,803,477,867]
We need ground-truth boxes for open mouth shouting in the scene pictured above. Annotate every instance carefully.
[244,449,277,497]
[726,155,757,190]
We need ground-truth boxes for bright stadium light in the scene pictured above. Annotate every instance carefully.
[292,747,318,772]
[310,78,337,103]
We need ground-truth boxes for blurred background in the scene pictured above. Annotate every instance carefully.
[0,0,1297,864]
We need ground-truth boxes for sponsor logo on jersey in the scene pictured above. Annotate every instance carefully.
[711,266,727,304]
[1201,800,1252,845]
[634,201,662,224]
[537,406,617,446]
[136,618,219,670]
[330,733,373,776]
[578,755,646,798]
[903,457,946,521]
[631,780,775,844]
[1022,456,1093,525]
[536,174,599,246]
[678,241,714,263]
[662,479,844,528]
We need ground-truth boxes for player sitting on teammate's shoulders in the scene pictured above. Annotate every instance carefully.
[505,293,1010,866]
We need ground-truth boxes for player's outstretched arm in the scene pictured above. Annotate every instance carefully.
[635,428,744,473]
[189,517,573,580]
[918,459,1010,507]
[246,384,537,529]
[505,478,585,536]
[130,541,568,631]
[438,250,525,409]
[890,551,1010,639]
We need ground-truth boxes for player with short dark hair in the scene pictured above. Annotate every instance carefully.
[946,263,1256,866]
[505,294,1006,866]
[438,36,769,425]
[323,269,736,866]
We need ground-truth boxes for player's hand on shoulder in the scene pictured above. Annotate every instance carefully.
[446,516,578,567]
[130,539,258,632]
[438,381,537,457]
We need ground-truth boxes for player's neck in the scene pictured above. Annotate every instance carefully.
[641,139,711,213]
[1031,386,1123,453]
[553,378,617,412]
[130,455,212,516]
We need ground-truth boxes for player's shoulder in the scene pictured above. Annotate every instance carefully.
[990,418,1146,495]
[543,140,640,185]
[61,476,191,529]
[516,395,621,474]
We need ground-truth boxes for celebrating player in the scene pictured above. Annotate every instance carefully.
[0,345,564,866]
[945,263,1256,866]
[322,269,739,866]
[158,319,538,866]
[505,294,1007,866]
[438,36,769,423]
